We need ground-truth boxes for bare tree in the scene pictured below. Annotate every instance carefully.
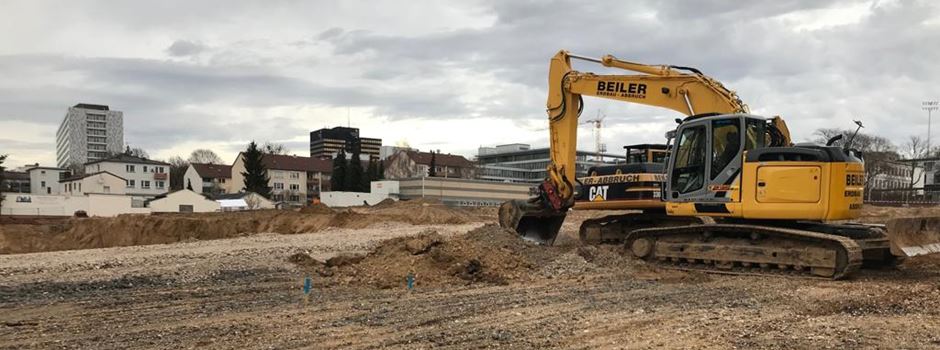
[167,156,189,191]
[263,142,289,155]
[188,149,223,164]
[902,136,928,159]
[244,193,261,210]
[127,146,149,159]
[813,128,899,198]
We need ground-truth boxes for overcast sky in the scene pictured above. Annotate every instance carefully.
[1,0,938,167]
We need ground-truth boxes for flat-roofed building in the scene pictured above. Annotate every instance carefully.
[56,103,124,169]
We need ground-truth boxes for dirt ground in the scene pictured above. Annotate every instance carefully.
[3,203,940,349]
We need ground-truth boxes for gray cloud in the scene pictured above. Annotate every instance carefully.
[166,40,207,57]
[0,0,938,166]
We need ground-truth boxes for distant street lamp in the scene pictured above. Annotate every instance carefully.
[925,101,939,155]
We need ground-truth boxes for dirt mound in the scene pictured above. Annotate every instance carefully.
[290,224,600,288]
[299,203,334,215]
[1,199,491,255]
[362,198,484,225]
[370,198,397,208]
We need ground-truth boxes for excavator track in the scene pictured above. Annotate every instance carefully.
[625,224,863,279]
[579,213,708,245]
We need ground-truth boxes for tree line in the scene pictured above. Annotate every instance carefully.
[330,150,384,192]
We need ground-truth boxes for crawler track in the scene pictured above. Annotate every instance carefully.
[625,224,863,279]
[579,213,706,245]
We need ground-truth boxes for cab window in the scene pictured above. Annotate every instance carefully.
[745,118,766,150]
[671,126,707,193]
[711,119,741,179]
[651,150,668,164]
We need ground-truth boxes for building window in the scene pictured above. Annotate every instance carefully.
[104,186,110,193]
[41,181,46,187]
[126,165,136,173]
[289,195,300,202]
[289,184,300,191]
[156,181,165,189]
[141,181,151,189]
[127,180,135,188]
[274,182,284,190]
[290,172,300,179]
[155,166,165,173]
[143,166,149,172]
[179,205,194,213]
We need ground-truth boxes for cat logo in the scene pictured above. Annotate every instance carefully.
[589,186,609,201]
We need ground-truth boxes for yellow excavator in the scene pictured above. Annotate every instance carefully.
[499,50,940,279]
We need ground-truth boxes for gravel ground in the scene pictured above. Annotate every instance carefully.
[3,217,940,349]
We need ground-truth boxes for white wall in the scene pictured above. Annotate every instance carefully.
[321,191,390,207]
[149,190,221,213]
[183,165,203,193]
[371,181,400,197]
[0,193,147,217]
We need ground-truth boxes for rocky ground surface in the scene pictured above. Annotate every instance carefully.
[2,204,940,349]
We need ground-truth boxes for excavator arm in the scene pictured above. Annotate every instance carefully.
[500,50,786,244]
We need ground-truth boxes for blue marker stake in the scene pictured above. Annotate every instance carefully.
[303,276,312,305]
[407,273,415,291]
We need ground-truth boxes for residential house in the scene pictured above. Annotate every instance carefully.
[183,163,232,194]
[26,166,68,194]
[84,153,170,197]
[60,172,127,196]
[230,153,331,205]
[385,150,475,179]
[148,189,221,213]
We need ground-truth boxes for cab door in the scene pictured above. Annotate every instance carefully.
[665,115,746,204]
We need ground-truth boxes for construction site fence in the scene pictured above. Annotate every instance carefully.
[865,189,940,207]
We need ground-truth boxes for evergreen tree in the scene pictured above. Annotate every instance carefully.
[428,151,438,177]
[378,160,385,180]
[347,152,365,192]
[367,159,378,181]
[0,154,6,215]
[242,141,271,198]
[360,158,371,192]
[330,151,347,191]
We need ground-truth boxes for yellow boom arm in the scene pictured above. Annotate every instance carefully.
[543,50,788,207]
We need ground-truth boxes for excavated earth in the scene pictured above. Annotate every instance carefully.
[2,203,940,349]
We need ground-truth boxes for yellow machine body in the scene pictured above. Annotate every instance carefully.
[666,159,865,221]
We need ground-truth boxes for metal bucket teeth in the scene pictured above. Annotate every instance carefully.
[498,199,565,245]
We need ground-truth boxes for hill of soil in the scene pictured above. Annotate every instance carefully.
[0,200,488,255]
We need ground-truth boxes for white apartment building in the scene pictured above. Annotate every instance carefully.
[56,103,124,169]
[230,153,331,205]
[26,166,68,195]
[84,153,170,197]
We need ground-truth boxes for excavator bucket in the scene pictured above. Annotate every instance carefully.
[885,217,940,257]
[498,199,566,245]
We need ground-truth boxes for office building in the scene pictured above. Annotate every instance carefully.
[309,127,381,159]
[476,144,625,183]
[55,103,124,168]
